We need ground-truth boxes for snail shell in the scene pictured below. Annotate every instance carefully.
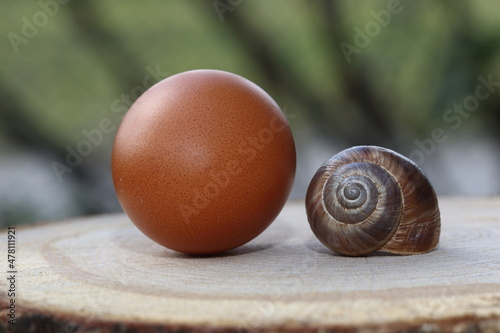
[305,146,440,256]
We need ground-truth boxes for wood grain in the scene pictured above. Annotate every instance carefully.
[1,197,500,332]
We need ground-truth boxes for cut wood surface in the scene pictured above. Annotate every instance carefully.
[1,197,500,332]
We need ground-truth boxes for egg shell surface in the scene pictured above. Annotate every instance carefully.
[112,69,296,254]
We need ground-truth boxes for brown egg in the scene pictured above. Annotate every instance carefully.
[112,69,296,255]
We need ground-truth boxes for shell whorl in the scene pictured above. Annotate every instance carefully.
[306,146,441,256]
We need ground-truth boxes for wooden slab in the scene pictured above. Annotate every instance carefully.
[1,197,500,332]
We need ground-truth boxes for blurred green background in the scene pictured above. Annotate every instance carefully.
[1,0,500,227]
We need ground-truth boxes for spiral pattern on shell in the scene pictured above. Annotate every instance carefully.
[306,146,441,256]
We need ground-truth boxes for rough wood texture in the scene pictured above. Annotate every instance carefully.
[1,197,500,333]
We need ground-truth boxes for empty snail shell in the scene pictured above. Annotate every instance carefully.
[305,146,440,256]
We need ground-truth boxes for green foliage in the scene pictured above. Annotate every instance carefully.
[1,0,500,225]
